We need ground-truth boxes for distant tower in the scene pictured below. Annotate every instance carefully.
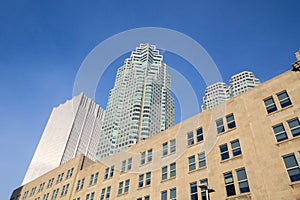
[23,94,104,184]
[202,71,260,111]
[202,82,230,110]
[96,44,174,160]
[229,71,260,97]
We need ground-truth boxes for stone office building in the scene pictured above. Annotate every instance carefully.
[11,54,300,200]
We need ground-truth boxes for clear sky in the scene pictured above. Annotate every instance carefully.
[1,0,300,199]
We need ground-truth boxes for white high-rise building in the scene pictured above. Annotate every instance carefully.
[96,44,174,160]
[201,82,230,110]
[229,71,260,97]
[23,93,104,184]
[202,71,260,110]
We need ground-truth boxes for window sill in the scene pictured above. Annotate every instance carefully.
[188,166,207,174]
[289,180,300,188]
[137,185,151,190]
[161,176,176,183]
[187,141,204,148]
[218,127,237,136]
[276,135,300,146]
[266,105,293,116]
[103,177,113,182]
[161,151,176,158]
[139,162,152,167]
[117,192,129,197]
[220,154,243,163]
[225,192,251,199]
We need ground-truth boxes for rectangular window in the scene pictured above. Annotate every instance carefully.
[94,172,98,184]
[124,179,130,193]
[144,196,150,200]
[80,178,85,190]
[216,118,225,133]
[224,172,236,197]
[86,194,90,200]
[121,160,126,173]
[90,192,94,200]
[147,149,152,162]
[288,118,300,137]
[106,186,111,198]
[146,172,151,186]
[198,152,206,168]
[162,166,168,180]
[196,128,203,142]
[104,168,109,179]
[170,163,176,178]
[187,132,194,146]
[161,191,167,200]
[272,124,288,142]
[277,91,292,108]
[200,179,208,200]
[283,154,300,182]
[118,181,124,195]
[138,174,144,188]
[220,144,229,160]
[231,140,242,156]
[170,188,176,200]
[128,158,132,170]
[89,174,94,186]
[170,139,176,153]
[163,142,168,156]
[226,114,236,129]
[236,168,250,193]
[141,152,146,165]
[190,182,198,200]
[110,166,114,178]
[100,189,105,200]
[264,97,277,113]
[188,156,196,171]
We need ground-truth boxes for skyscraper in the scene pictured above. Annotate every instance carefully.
[23,93,104,184]
[229,71,260,97]
[202,71,260,110]
[96,44,174,160]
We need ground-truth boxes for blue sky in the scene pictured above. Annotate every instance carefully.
[1,0,300,199]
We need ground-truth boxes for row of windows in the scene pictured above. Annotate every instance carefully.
[272,117,300,142]
[264,90,292,114]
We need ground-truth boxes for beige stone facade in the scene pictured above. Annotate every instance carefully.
[11,70,300,200]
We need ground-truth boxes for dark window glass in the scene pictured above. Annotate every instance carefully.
[272,124,288,142]
[283,154,300,182]
[277,91,292,108]
[190,182,198,200]
[226,114,236,129]
[236,168,250,193]
[188,156,196,171]
[216,118,225,133]
[288,118,300,137]
[224,172,236,197]
[161,191,167,200]
[264,97,277,113]
[187,132,194,146]
[220,144,229,160]
[196,128,203,142]
[231,140,242,156]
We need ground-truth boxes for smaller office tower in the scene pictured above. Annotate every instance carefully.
[229,71,260,97]
[22,94,104,184]
[202,82,230,110]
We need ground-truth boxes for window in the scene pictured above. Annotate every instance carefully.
[170,139,176,153]
[198,152,206,168]
[220,144,229,160]
[138,174,144,188]
[200,179,208,200]
[146,172,151,185]
[100,188,105,200]
[51,188,59,200]
[224,172,236,197]
[121,160,126,173]
[66,168,74,179]
[162,166,168,180]
[161,191,167,200]
[236,168,250,193]
[128,158,132,170]
[56,173,64,183]
[272,124,288,142]
[277,91,292,108]
[288,118,300,137]
[89,174,94,186]
[264,97,277,113]
[141,152,146,165]
[147,149,152,162]
[187,132,194,146]
[144,196,150,200]
[190,182,198,200]
[110,166,114,178]
[196,128,203,142]
[188,156,196,171]
[170,188,176,200]
[60,184,69,196]
[283,154,300,182]
[80,178,85,190]
[118,182,124,195]
[106,186,111,198]
[231,140,242,156]
[124,179,130,193]
[47,178,54,188]
[163,142,168,156]
[104,168,109,179]
[170,163,176,178]
[216,118,225,133]
[226,114,236,129]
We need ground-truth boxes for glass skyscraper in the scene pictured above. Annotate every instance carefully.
[96,44,174,160]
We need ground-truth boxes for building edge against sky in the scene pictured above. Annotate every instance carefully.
[96,44,174,160]
[22,94,104,185]
[11,52,300,200]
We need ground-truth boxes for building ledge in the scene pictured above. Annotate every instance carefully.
[188,166,207,174]
[161,176,176,183]
[220,154,243,163]
[218,127,237,136]
[276,135,300,146]
[187,141,204,148]
[225,192,251,199]
[161,151,176,158]
[137,185,151,190]
[266,105,293,117]
[289,180,300,188]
